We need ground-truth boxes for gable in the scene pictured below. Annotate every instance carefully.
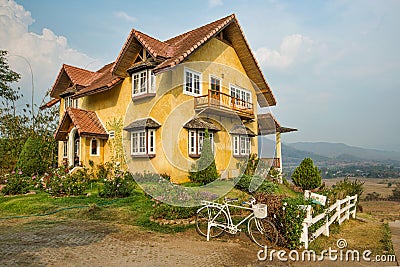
[111,14,276,107]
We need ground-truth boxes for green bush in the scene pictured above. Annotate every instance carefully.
[188,129,219,185]
[1,170,32,195]
[153,203,197,220]
[254,193,310,249]
[234,174,277,194]
[16,136,47,176]
[392,183,400,201]
[323,177,364,203]
[291,158,322,190]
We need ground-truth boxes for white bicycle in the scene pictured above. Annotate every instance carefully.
[195,197,278,247]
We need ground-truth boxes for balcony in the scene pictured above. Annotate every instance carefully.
[260,157,281,169]
[194,90,255,120]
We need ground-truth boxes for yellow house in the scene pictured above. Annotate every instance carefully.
[43,14,296,183]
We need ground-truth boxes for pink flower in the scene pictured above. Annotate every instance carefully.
[4,179,7,183]
[11,171,15,174]
[32,176,36,180]
[18,171,22,175]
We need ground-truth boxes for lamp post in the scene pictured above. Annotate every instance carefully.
[9,54,35,130]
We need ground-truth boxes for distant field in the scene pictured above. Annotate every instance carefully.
[323,177,400,199]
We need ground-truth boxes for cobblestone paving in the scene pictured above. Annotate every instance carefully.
[0,218,263,267]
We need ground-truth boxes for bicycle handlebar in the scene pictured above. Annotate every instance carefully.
[224,197,238,203]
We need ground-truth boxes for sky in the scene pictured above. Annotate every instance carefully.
[0,0,399,151]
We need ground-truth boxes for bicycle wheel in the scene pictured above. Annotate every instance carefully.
[195,206,228,238]
[248,217,278,248]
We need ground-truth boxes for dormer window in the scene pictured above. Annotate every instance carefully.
[131,69,156,99]
[64,96,78,109]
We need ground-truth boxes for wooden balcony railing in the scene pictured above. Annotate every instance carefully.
[260,157,281,169]
[194,90,254,119]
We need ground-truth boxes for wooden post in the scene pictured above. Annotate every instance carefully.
[346,196,350,220]
[352,195,357,219]
[336,199,341,225]
[301,221,309,249]
[323,209,330,237]
[300,205,312,249]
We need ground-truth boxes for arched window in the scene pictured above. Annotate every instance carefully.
[90,138,100,156]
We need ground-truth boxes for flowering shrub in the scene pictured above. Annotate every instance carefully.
[254,193,310,249]
[1,170,32,195]
[36,165,89,196]
[99,163,137,198]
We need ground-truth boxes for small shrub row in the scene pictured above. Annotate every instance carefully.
[234,174,277,194]
[153,203,197,220]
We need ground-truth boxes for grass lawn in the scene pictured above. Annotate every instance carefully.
[308,218,394,256]
[0,189,191,233]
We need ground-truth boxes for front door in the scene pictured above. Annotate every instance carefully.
[73,131,80,166]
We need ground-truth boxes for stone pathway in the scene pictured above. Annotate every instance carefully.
[0,217,399,266]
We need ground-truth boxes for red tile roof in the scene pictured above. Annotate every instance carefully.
[39,98,60,110]
[50,14,276,106]
[54,108,108,140]
[157,14,235,70]
[111,14,276,106]
[73,62,122,98]
[63,64,101,86]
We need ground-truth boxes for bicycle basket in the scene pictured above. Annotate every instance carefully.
[253,204,268,218]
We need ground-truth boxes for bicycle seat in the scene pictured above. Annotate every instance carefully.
[224,197,238,203]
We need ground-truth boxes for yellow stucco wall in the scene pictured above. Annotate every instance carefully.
[58,37,262,183]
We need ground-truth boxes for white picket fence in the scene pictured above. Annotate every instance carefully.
[300,195,358,249]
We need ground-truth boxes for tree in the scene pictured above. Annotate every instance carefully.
[188,128,219,184]
[0,50,58,175]
[291,158,322,190]
[0,50,21,102]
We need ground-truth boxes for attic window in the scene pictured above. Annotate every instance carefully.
[132,70,156,98]
[64,96,78,109]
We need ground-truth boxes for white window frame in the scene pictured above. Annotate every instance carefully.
[148,129,156,154]
[132,69,155,97]
[233,136,239,156]
[209,75,221,92]
[189,130,214,156]
[184,68,202,96]
[189,130,197,155]
[109,131,115,139]
[64,96,78,109]
[198,131,214,154]
[90,138,100,156]
[229,84,252,108]
[233,135,251,156]
[63,141,68,158]
[131,129,156,156]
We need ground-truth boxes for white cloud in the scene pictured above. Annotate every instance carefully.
[0,0,96,105]
[255,34,314,69]
[209,0,223,8]
[113,11,137,23]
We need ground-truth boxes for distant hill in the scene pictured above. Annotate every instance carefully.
[281,143,330,165]
[259,138,331,166]
[287,142,400,162]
